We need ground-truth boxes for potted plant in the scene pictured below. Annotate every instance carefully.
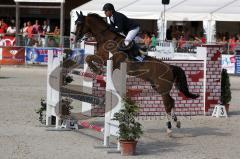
[113,97,143,156]
[221,69,232,113]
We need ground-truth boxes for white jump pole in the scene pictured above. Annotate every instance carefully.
[46,50,63,128]
[104,60,126,149]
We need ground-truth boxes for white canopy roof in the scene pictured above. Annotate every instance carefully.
[71,0,240,21]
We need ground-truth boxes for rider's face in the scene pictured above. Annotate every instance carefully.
[104,10,112,17]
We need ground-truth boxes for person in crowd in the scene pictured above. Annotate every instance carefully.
[42,20,50,34]
[1,19,8,33]
[20,22,28,46]
[193,35,202,45]
[38,25,48,47]
[53,26,60,46]
[102,3,144,61]
[41,20,50,47]
[229,35,237,53]
[33,20,40,34]
[150,33,157,51]
[0,35,6,46]
[200,33,206,44]
[143,32,151,48]
[26,21,33,46]
[0,21,5,36]
[6,23,16,36]
[178,35,185,48]
[53,26,60,35]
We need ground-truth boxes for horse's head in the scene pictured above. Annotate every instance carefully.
[74,11,90,42]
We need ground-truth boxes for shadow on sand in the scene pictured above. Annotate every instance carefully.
[0,76,13,79]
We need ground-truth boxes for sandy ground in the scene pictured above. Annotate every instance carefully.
[0,66,240,159]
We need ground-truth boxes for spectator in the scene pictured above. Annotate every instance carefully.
[38,25,46,47]
[20,22,28,46]
[26,21,33,46]
[40,20,51,47]
[143,33,151,48]
[0,21,5,36]
[1,19,8,33]
[42,20,50,33]
[150,34,157,51]
[200,32,206,44]
[229,35,236,53]
[0,35,6,46]
[178,35,185,48]
[6,23,16,36]
[33,20,40,34]
[53,26,60,35]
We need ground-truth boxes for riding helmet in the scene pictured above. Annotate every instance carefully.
[102,3,115,11]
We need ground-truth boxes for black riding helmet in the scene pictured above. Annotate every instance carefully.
[102,3,115,11]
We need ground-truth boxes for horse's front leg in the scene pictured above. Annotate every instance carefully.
[110,52,128,70]
[85,55,104,75]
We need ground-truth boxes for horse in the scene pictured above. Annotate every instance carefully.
[74,11,199,135]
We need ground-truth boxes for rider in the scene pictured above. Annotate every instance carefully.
[102,3,144,61]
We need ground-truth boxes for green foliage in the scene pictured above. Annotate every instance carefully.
[221,69,232,105]
[61,97,73,117]
[63,75,73,85]
[35,98,46,124]
[113,97,143,141]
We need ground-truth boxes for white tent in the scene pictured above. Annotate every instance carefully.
[71,0,240,42]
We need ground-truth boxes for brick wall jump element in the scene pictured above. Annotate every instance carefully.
[90,45,222,118]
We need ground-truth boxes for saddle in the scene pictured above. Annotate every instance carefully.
[118,41,146,62]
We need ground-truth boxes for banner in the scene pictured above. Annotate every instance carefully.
[25,47,85,65]
[0,46,25,65]
[25,47,49,64]
[235,55,240,75]
[221,55,236,74]
[153,42,174,59]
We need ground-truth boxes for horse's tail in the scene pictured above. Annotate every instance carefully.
[171,65,199,99]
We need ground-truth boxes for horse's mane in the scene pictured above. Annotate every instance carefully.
[87,13,108,27]
[87,13,124,38]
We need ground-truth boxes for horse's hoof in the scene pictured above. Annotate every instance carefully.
[166,121,172,129]
[176,121,181,128]
[166,129,172,137]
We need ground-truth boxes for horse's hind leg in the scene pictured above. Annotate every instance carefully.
[163,94,181,129]
[172,108,181,128]
[162,93,174,136]
[162,93,181,136]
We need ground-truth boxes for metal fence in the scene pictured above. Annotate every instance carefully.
[2,34,240,55]
[14,34,72,48]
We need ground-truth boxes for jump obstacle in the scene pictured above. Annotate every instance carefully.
[46,49,127,148]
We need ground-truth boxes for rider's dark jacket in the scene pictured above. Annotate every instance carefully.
[108,11,139,35]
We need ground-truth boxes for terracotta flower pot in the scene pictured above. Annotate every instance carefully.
[120,140,137,156]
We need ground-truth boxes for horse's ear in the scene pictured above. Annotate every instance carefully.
[80,11,83,16]
[76,11,80,17]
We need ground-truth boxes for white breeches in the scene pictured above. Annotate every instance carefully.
[125,26,140,46]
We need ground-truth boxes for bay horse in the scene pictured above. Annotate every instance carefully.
[74,11,199,135]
